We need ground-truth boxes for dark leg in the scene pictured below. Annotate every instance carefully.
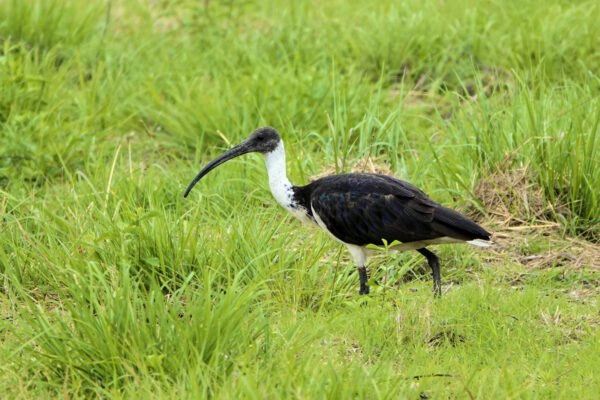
[417,248,441,297]
[358,266,370,295]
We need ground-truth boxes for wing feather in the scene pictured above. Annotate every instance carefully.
[307,173,490,246]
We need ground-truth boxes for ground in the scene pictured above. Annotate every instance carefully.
[1,0,599,398]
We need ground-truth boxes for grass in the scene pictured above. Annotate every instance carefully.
[1,0,599,398]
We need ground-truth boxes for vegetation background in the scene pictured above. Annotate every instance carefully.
[1,0,599,398]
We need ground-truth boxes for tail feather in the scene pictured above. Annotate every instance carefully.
[434,206,491,241]
[467,239,493,247]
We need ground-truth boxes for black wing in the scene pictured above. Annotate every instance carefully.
[304,173,490,246]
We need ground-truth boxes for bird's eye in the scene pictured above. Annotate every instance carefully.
[257,135,264,141]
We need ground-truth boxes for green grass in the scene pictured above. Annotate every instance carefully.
[1,0,599,398]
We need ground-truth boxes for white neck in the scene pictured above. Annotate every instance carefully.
[264,141,293,209]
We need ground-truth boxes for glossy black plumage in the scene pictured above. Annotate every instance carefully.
[294,173,490,246]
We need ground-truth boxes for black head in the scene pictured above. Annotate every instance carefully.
[246,126,281,154]
[184,126,282,197]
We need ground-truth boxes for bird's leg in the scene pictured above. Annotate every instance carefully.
[345,245,370,296]
[358,266,369,295]
[417,248,441,297]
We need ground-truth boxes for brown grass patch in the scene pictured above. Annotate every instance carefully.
[469,166,564,226]
[310,156,396,182]
[469,165,600,269]
[487,231,600,271]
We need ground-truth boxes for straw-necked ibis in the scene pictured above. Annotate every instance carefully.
[184,127,491,296]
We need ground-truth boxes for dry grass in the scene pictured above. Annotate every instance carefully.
[489,231,600,270]
[310,156,397,181]
[468,165,600,271]
[471,166,563,226]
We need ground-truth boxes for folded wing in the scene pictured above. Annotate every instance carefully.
[308,173,490,246]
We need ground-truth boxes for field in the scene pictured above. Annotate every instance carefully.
[1,0,599,398]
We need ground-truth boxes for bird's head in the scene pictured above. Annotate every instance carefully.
[184,126,281,197]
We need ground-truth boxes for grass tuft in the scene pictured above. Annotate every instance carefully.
[1,0,599,398]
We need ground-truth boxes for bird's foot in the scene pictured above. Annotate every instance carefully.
[433,283,441,298]
[359,284,370,295]
[357,266,369,295]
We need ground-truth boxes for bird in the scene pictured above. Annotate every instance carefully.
[184,126,491,297]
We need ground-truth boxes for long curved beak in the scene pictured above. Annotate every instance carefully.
[184,142,252,197]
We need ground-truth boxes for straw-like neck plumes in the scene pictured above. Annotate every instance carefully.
[264,140,294,209]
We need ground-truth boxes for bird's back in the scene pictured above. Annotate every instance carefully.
[295,173,490,246]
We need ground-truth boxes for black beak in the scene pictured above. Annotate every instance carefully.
[184,141,252,197]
